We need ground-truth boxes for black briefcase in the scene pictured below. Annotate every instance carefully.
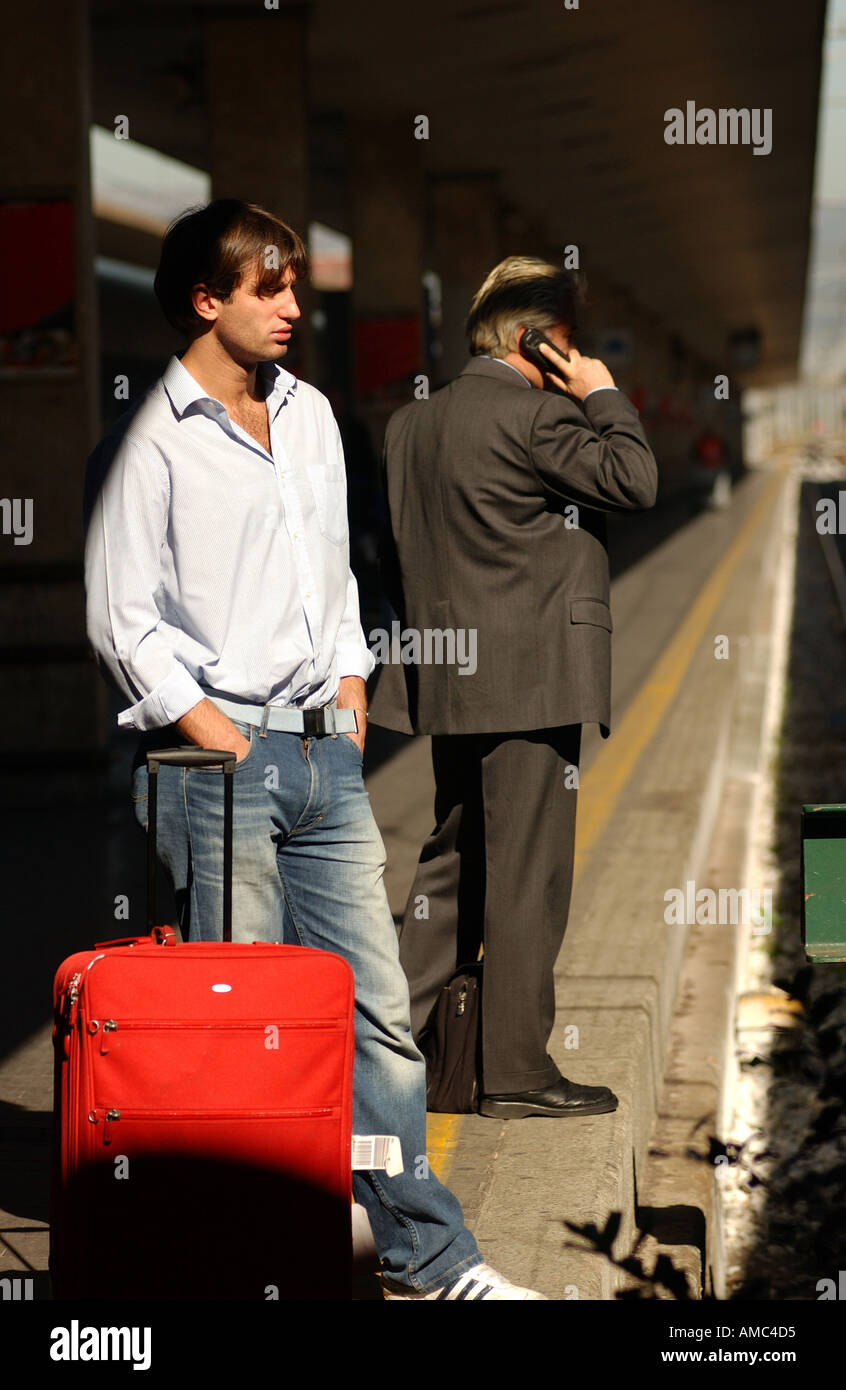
[418,963,483,1113]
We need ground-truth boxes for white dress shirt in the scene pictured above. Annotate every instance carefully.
[84,355,375,732]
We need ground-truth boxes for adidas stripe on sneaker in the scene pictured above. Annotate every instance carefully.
[381,1261,547,1300]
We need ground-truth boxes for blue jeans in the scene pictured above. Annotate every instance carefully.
[131,718,481,1292]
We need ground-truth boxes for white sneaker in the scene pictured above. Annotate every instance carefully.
[381,1260,548,1300]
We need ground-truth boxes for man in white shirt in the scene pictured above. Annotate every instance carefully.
[83,199,544,1300]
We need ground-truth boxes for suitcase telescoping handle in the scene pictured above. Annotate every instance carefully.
[146,749,237,943]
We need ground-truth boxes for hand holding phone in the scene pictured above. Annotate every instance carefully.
[520,326,570,380]
[520,326,615,400]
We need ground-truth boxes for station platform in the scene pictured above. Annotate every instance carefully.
[0,455,793,1300]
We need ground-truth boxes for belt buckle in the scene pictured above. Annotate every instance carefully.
[302,707,326,737]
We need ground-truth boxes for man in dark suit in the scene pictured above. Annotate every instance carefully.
[369,256,658,1118]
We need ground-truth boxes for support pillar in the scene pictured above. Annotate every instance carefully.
[428,174,501,384]
[205,6,312,375]
[0,0,101,765]
[348,118,425,444]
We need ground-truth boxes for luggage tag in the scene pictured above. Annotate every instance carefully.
[352,1135,404,1176]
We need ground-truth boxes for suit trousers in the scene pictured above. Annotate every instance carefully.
[398,725,581,1095]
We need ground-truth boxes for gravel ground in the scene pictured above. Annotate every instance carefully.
[722,442,846,1300]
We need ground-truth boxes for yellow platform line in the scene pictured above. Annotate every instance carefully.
[426,462,790,1181]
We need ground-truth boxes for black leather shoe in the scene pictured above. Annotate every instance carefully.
[479,1076,618,1118]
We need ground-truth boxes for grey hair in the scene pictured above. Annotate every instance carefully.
[465,255,583,357]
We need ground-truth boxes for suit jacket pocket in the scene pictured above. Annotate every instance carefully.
[569,597,613,631]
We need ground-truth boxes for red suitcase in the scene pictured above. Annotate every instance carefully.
[50,747,355,1300]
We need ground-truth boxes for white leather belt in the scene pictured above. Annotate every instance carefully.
[204,693,358,736]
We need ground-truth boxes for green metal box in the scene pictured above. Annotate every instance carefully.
[801,804,846,963]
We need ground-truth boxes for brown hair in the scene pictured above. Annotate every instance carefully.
[465,256,583,357]
[154,199,309,337]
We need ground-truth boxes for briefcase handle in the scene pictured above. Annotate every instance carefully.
[145,749,237,943]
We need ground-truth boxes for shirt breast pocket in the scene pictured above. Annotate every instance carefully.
[306,464,348,546]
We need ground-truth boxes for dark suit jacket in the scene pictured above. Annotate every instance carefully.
[368,355,658,737]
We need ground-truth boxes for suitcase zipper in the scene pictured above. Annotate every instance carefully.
[96,1019,340,1028]
[87,1107,122,1144]
[94,1018,342,1054]
[60,972,83,1030]
[87,1105,335,1145]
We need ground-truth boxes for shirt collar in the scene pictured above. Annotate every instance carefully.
[477,354,532,385]
[460,355,532,389]
[260,360,299,420]
[163,355,298,422]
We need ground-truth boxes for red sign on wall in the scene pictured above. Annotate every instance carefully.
[0,199,77,372]
[355,316,420,395]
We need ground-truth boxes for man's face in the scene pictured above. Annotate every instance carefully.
[195,265,301,365]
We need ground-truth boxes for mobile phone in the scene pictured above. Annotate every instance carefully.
[520,326,570,379]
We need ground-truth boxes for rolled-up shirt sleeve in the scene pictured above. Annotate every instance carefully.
[326,415,375,683]
[84,438,206,731]
[335,566,376,682]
